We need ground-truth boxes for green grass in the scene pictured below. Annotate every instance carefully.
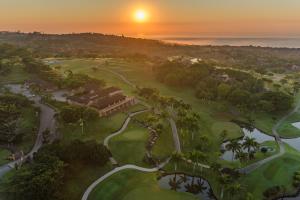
[125,103,147,113]
[241,144,300,199]
[49,58,244,154]
[48,58,300,200]
[151,122,175,160]
[278,112,300,138]
[61,162,112,200]
[59,112,128,143]
[110,123,149,166]
[211,121,243,140]
[88,169,199,200]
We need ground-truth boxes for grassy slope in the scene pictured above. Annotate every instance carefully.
[59,112,128,143]
[110,123,149,166]
[241,144,300,199]
[277,112,300,138]
[88,169,199,200]
[277,93,300,138]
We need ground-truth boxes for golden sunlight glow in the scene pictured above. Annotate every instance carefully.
[134,9,148,23]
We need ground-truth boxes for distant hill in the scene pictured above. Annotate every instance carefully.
[1,31,300,72]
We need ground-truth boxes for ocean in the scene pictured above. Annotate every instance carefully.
[154,37,300,48]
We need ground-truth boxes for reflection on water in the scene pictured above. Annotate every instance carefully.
[158,174,215,200]
[221,127,300,161]
[221,128,275,161]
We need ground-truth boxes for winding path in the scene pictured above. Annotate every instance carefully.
[239,99,300,174]
[81,159,170,200]
[100,66,182,153]
[81,108,171,200]
[104,110,149,148]
[0,84,57,178]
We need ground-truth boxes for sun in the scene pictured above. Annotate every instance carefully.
[134,9,148,23]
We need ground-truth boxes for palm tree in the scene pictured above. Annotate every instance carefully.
[218,174,231,200]
[226,140,241,161]
[235,151,248,163]
[188,150,207,184]
[242,137,259,159]
[171,151,183,182]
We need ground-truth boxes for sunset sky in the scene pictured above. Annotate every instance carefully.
[1,0,300,37]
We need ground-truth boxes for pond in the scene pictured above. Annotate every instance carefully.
[221,128,275,161]
[291,122,300,129]
[221,127,300,161]
[158,173,216,200]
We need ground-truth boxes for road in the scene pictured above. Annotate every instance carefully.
[0,85,57,178]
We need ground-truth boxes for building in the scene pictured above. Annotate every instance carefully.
[67,85,136,117]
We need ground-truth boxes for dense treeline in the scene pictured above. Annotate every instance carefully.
[4,140,110,200]
[1,32,300,72]
[155,61,293,113]
[0,44,30,76]
[59,105,99,124]
[0,94,34,143]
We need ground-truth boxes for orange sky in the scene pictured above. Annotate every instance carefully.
[1,0,300,37]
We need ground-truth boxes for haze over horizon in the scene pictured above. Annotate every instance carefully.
[1,0,300,37]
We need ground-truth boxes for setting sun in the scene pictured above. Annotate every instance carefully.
[134,9,148,23]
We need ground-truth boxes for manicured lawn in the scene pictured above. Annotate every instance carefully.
[88,169,199,200]
[125,103,147,113]
[241,144,300,199]
[211,121,243,140]
[61,162,112,200]
[278,112,300,138]
[110,123,149,166]
[59,112,128,143]
[253,112,278,135]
